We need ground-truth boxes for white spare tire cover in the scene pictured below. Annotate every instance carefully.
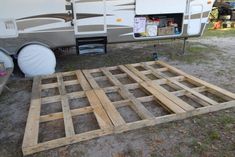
[0,50,14,68]
[18,45,56,77]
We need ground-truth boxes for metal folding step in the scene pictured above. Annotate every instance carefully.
[75,37,107,55]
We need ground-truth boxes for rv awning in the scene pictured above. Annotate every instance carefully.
[136,0,187,15]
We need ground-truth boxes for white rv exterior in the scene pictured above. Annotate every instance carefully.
[0,0,215,55]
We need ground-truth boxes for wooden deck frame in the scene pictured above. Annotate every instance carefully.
[22,61,235,156]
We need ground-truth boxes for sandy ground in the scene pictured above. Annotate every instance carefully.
[0,36,234,157]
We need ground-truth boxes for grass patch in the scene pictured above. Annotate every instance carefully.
[62,64,77,71]
[208,130,220,141]
[218,115,235,125]
[203,23,235,37]
[176,154,185,157]
[191,139,210,154]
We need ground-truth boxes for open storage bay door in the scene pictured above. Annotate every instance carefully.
[73,0,107,36]
[136,0,187,15]
[187,0,203,35]
[134,0,186,39]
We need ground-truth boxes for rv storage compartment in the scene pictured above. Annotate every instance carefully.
[136,0,187,15]
[76,37,107,55]
[134,14,183,38]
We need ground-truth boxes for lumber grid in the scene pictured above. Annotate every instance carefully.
[22,61,235,155]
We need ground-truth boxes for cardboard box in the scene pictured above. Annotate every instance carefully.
[158,27,175,36]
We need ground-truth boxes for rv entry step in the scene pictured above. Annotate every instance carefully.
[76,37,107,55]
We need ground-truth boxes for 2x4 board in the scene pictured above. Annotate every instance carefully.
[22,61,235,155]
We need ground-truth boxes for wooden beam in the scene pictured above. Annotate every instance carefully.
[127,63,194,111]
[82,70,100,89]
[76,70,91,91]
[40,106,93,123]
[22,77,42,148]
[86,90,113,129]
[140,82,186,113]
[157,61,235,99]
[57,73,75,137]
[101,68,155,119]
[94,89,126,126]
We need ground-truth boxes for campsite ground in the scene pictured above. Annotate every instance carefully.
[0,28,234,157]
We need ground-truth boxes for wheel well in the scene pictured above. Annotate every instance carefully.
[0,47,11,55]
[16,42,50,56]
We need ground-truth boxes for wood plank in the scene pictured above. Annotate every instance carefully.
[40,112,63,123]
[64,80,79,86]
[115,100,235,133]
[121,86,155,119]
[113,100,131,108]
[22,77,42,148]
[41,73,57,79]
[207,89,233,101]
[128,63,194,111]
[23,129,113,156]
[76,70,91,91]
[172,86,206,97]
[151,65,222,105]
[170,80,218,105]
[186,94,211,107]
[122,83,139,90]
[61,71,76,76]
[94,89,126,126]
[82,70,100,89]
[41,95,61,104]
[23,61,235,156]
[101,68,155,119]
[125,64,151,81]
[140,82,185,113]
[40,106,93,123]
[100,68,122,85]
[143,61,214,106]
[60,97,75,135]
[41,91,86,105]
[41,83,58,89]
[57,73,75,137]
[154,76,185,85]
[86,90,113,129]
[148,81,195,111]
[137,95,155,102]
[141,62,210,109]
[94,76,108,81]
[67,91,86,100]
[118,65,143,83]
[23,100,235,155]
[113,73,128,79]
[157,61,235,99]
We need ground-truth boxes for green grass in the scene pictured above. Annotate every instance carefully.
[191,139,210,154]
[218,115,235,125]
[203,23,235,37]
[208,130,220,141]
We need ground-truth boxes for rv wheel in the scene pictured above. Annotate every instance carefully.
[17,44,56,77]
[0,49,14,69]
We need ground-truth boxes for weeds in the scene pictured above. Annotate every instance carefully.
[208,130,220,141]
[218,115,235,125]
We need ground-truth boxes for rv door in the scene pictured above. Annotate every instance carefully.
[188,1,203,35]
[72,0,106,36]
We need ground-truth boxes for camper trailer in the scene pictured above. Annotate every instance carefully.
[0,0,215,75]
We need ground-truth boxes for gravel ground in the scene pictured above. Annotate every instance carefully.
[0,37,234,157]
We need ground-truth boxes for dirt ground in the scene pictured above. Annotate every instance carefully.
[0,36,235,157]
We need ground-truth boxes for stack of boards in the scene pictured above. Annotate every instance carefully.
[22,61,235,155]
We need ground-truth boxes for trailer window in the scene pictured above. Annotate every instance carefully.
[134,13,184,38]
